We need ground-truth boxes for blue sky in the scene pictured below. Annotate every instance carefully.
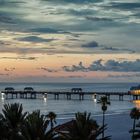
[0,0,140,82]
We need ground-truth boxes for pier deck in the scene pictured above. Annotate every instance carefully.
[0,90,137,101]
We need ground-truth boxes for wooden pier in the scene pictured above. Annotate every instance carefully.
[0,87,137,101]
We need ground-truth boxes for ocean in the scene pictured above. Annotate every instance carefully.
[0,82,138,119]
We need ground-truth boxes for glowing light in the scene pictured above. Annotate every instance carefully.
[43,93,47,102]
[92,94,97,102]
[133,100,140,109]
[44,97,47,102]
[94,99,97,102]
[130,90,140,95]
[1,92,5,100]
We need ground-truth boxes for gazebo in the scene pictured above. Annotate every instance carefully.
[5,87,15,92]
[24,87,34,92]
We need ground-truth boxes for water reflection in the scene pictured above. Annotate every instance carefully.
[133,100,140,109]
[0,92,5,106]
[43,93,47,103]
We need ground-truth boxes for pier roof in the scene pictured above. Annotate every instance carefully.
[24,87,34,91]
[5,87,14,91]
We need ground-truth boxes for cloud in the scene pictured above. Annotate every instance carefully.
[0,45,56,54]
[16,36,55,43]
[30,27,69,34]
[81,41,99,48]
[0,56,37,60]
[102,47,119,51]
[0,0,140,58]
[64,9,95,16]
[29,27,79,37]
[0,40,10,46]
[68,75,87,78]
[89,59,140,72]
[107,2,140,10]
[0,13,15,24]
[4,67,15,72]
[63,59,140,72]
[0,73,9,76]
[108,73,140,78]
[85,16,113,22]
[42,0,103,4]
[63,62,88,72]
[38,67,58,72]
[102,47,135,53]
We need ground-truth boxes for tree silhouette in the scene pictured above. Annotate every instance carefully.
[130,107,140,138]
[59,112,110,140]
[47,112,57,130]
[98,96,110,139]
[21,110,56,140]
[1,103,27,139]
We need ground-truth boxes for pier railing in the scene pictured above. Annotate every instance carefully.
[0,89,137,101]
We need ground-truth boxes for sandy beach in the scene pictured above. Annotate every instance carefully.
[98,113,132,140]
[57,112,134,140]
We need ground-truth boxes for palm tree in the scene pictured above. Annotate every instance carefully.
[47,111,57,130]
[0,113,9,139]
[21,110,57,140]
[98,96,110,139]
[1,103,27,140]
[130,107,140,138]
[59,112,110,140]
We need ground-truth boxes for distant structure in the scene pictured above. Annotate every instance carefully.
[130,85,140,94]
[24,87,34,92]
[5,87,15,92]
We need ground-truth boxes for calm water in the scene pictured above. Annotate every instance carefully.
[0,82,138,119]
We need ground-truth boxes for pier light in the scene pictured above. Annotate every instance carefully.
[92,93,97,102]
[1,92,5,100]
[133,100,140,109]
[130,85,140,95]
[43,93,47,102]
[44,97,47,102]
[94,98,97,102]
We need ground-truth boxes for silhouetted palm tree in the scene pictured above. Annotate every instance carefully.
[0,113,8,139]
[22,110,57,140]
[47,112,57,130]
[98,96,110,139]
[130,107,140,138]
[59,112,110,140]
[1,103,27,139]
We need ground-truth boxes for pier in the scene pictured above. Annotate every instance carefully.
[0,87,137,101]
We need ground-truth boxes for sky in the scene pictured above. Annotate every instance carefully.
[0,0,140,83]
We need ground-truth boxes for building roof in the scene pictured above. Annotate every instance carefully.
[5,87,15,91]
[24,87,34,91]
[130,85,140,90]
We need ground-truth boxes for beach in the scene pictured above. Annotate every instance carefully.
[97,113,132,140]
[57,112,133,140]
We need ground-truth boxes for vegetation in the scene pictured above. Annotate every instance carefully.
[46,111,57,130]
[98,96,110,139]
[59,112,110,140]
[0,103,109,140]
[130,107,140,139]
